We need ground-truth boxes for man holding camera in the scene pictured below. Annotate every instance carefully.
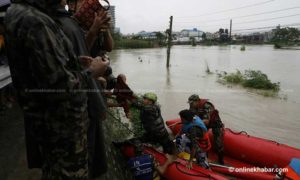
[5,0,108,179]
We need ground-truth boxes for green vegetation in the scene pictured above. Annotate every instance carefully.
[223,70,244,84]
[107,108,132,140]
[191,37,197,46]
[205,60,213,74]
[240,45,246,51]
[129,106,145,138]
[272,27,300,48]
[274,43,282,49]
[112,32,166,49]
[242,70,280,91]
[115,39,157,49]
[220,70,280,96]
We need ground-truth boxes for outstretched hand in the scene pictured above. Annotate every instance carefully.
[79,56,93,68]
[90,9,111,33]
[186,161,193,170]
[80,56,109,78]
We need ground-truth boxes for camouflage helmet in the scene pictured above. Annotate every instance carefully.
[143,92,157,103]
[188,94,200,103]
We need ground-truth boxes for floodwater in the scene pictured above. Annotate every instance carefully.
[108,45,300,148]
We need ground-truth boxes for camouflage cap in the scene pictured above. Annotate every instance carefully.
[143,92,157,103]
[188,94,200,103]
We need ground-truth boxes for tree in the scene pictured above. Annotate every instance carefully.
[202,32,207,40]
[155,32,166,46]
[273,27,300,43]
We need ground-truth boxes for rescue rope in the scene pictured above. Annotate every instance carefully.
[174,161,217,180]
[225,128,281,145]
[225,128,248,136]
[106,110,136,135]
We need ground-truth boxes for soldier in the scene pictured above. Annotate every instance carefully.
[53,1,111,178]
[188,94,225,165]
[5,0,108,179]
[131,93,175,155]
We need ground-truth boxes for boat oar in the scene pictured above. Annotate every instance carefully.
[208,162,232,169]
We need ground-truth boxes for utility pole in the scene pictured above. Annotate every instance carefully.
[229,19,232,40]
[166,16,173,68]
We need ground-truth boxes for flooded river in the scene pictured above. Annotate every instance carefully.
[108,45,300,148]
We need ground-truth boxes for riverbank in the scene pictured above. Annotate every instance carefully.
[113,37,166,49]
[113,40,300,50]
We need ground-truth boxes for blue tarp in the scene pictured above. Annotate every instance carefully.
[290,158,300,176]
[0,0,10,8]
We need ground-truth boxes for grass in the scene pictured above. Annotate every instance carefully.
[114,39,163,49]
[223,70,243,84]
[274,43,282,49]
[205,60,213,74]
[129,106,145,137]
[240,45,246,51]
[219,70,280,97]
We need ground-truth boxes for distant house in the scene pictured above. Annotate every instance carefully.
[175,28,204,42]
[205,32,220,40]
[136,31,157,39]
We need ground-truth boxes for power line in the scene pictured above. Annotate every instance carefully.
[173,22,300,34]
[232,23,300,32]
[175,6,300,24]
[234,14,300,25]
[174,13,300,29]
[176,0,276,18]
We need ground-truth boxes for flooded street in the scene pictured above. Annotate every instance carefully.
[108,45,300,148]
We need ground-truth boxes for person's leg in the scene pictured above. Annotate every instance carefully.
[158,133,176,155]
[37,109,89,180]
[154,154,174,175]
[196,151,210,169]
[213,128,225,165]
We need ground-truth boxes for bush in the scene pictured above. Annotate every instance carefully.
[240,45,246,51]
[221,70,280,92]
[223,70,243,84]
[242,70,280,91]
[274,43,282,49]
[115,39,155,49]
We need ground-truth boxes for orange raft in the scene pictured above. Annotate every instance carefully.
[166,118,300,179]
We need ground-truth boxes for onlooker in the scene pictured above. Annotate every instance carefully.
[5,0,108,179]
[52,0,111,178]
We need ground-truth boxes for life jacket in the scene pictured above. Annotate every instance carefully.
[196,133,211,152]
[182,116,211,152]
[198,99,214,109]
[197,99,223,129]
[208,109,224,129]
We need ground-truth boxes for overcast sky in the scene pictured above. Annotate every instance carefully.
[110,0,300,34]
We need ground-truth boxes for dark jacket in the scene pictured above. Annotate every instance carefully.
[5,1,89,168]
[136,103,168,137]
[54,7,108,178]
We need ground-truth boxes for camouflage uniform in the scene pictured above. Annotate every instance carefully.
[186,127,210,169]
[190,101,224,164]
[54,7,108,178]
[5,1,89,179]
[133,101,174,154]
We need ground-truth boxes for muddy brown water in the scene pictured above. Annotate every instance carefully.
[108,45,300,148]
